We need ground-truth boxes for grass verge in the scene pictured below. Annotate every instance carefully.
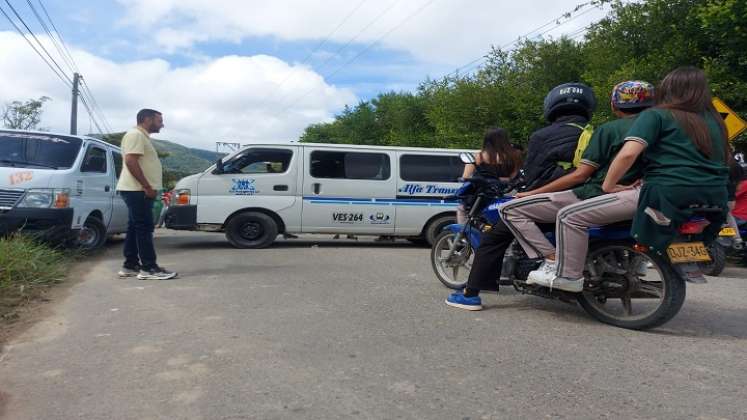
[0,234,71,322]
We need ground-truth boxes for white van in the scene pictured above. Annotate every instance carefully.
[0,129,129,249]
[165,142,473,248]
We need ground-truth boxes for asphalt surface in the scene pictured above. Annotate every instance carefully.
[1,230,746,420]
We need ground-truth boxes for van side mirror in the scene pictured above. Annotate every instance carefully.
[214,158,225,174]
[459,152,476,164]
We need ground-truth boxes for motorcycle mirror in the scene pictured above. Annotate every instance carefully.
[459,152,476,164]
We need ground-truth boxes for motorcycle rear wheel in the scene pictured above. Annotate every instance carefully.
[577,241,686,330]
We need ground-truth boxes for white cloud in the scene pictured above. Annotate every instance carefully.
[0,32,356,150]
[116,0,609,66]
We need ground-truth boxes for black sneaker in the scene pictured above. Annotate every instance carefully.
[118,265,141,278]
[137,266,178,280]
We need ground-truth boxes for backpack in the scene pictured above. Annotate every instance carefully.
[557,122,594,170]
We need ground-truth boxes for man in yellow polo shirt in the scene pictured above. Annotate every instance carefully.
[116,109,177,280]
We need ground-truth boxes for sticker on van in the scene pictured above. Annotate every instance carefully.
[398,183,458,196]
[369,213,391,224]
[332,212,364,223]
[9,171,33,185]
[230,179,257,196]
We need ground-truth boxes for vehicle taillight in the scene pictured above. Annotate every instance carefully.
[678,219,710,235]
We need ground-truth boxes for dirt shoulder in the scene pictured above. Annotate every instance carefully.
[0,252,103,349]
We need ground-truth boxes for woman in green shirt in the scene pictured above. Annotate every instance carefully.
[603,66,730,253]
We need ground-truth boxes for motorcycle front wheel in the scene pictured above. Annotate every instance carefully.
[577,241,686,330]
[431,230,473,289]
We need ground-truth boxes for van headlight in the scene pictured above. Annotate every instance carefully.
[18,189,70,209]
[174,189,191,206]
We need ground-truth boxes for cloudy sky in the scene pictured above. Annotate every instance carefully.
[0,0,609,150]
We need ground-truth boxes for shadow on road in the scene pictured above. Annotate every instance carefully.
[645,306,747,339]
[165,238,427,251]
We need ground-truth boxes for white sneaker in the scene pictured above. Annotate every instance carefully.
[549,276,584,293]
[117,266,140,278]
[137,266,178,280]
[527,260,558,287]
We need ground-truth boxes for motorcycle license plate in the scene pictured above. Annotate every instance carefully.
[667,242,711,263]
[719,227,737,237]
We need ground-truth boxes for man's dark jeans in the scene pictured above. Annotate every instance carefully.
[120,191,157,270]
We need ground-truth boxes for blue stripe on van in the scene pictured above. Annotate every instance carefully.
[303,196,458,207]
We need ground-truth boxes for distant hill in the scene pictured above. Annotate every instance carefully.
[95,132,223,174]
[153,139,224,174]
[94,132,224,188]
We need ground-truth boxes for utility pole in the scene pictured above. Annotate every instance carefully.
[70,72,80,134]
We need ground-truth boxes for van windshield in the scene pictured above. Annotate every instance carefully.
[0,132,82,169]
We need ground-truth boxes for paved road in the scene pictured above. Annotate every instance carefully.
[1,230,746,419]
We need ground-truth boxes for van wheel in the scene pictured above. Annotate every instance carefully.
[424,214,456,246]
[225,212,278,249]
[77,216,107,250]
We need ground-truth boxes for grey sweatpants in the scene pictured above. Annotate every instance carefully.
[500,187,641,279]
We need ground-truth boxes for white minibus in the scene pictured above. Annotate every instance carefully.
[165,142,474,248]
[0,129,129,248]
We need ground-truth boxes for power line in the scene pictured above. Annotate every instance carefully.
[80,81,113,134]
[37,0,79,74]
[252,0,368,119]
[0,3,70,88]
[24,0,75,74]
[446,2,602,79]
[264,0,367,96]
[2,1,110,135]
[3,0,72,84]
[78,95,104,135]
[269,0,401,110]
[280,0,437,113]
[31,0,113,134]
[313,0,400,74]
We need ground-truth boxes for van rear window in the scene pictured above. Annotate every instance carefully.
[0,131,82,169]
[400,154,464,182]
[310,151,390,180]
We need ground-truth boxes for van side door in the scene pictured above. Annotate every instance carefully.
[78,143,113,227]
[195,146,300,229]
[301,148,396,234]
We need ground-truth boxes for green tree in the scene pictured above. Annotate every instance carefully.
[2,96,50,130]
[299,0,747,148]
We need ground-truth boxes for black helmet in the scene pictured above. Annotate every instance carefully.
[543,82,596,122]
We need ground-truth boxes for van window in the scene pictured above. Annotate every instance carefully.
[81,146,108,173]
[0,131,82,169]
[310,151,390,180]
[224,148,292,174]
[113,151,123,179]
[400,154,464,182]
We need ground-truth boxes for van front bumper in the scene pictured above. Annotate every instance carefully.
[0,207,75,243]
[164,205,197,230]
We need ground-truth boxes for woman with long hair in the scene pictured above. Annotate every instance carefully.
[603,66,730,252]
[464,127,522,179]
[457,128,522,223]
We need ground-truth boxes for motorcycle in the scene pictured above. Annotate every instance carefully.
[699,223,746,276]
[431,153,716,330]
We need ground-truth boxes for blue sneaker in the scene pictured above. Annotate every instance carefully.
[445,292,482,311]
